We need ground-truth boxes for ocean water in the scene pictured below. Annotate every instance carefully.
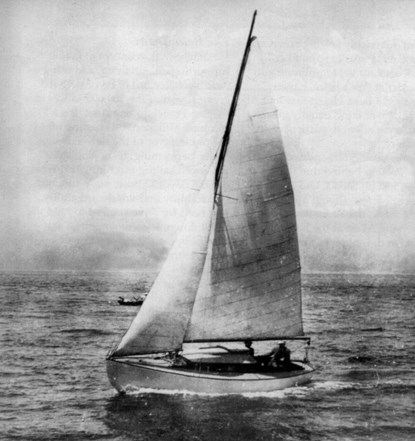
[1,271,414,441]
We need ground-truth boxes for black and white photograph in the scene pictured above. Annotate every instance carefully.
[1,1,414,440]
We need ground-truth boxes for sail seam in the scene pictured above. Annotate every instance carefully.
[211,260,300,283]
[240,139,281,150]
[217,321,302,339]
[216,320,303,339]
[215,216,296,234]
[213,226,297,244]
[210,260,300,286]
[215,227,297,246]
[212,238,298,263]
[206,272,300,302]
[252,126,282,135]
[197,282,300,313]
[223,176,292,191]
[251,110,278,117]
[211,247,299,272]
[229,142,283,158]
[192,283,301,318]
[246,213,295,228]
[207,267,300,294]
[212,252,299,274]
[245,170,289,183]
[212,199,293,220]
[214,204,295,222]
[240,152,285,164]
[213,307,303,335]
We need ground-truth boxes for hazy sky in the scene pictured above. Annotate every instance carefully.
[1,0,415,273]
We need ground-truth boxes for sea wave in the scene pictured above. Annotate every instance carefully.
[1,271,414,441]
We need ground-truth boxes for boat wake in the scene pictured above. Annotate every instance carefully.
[120,385,231,397]
[241,380,365,398]
[308,380,367,392]
[117,380,371,398]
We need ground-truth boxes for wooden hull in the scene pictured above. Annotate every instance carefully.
[106,358,314,394]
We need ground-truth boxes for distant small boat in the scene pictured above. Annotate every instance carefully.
[118,295,147,306]
[361,327,383,332]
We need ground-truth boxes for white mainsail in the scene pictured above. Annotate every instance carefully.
[185,39,302,341]
[113,31,302,357]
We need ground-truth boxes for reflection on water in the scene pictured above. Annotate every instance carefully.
[104,392,312,441]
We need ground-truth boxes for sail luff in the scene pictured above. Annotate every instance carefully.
[215,10,257,192]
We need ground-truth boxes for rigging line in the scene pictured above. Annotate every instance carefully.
[192,140,222,192]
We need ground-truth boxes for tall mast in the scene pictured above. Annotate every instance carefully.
[215,10,257,193]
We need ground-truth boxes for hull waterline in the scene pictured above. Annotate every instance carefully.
[107,359,314,394]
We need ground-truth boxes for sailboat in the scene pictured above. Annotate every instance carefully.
[106,11,314,394]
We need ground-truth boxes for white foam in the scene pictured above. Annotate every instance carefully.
[311,381,363,391]
[121,380,370,398]
[241,386,311,399]
[123,385,228,397]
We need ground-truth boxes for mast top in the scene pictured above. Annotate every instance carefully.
[214,10,258,193]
